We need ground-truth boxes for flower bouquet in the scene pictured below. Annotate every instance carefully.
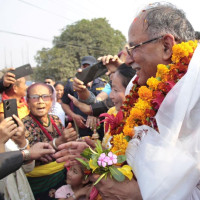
[76,140,133,185]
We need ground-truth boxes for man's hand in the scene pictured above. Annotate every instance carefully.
[86,116,100,130]
[28,142,55,162]
[98,55,123,74]
[68,94,92,115]
[0,117,18,145]
[11,115,27,148]
[89,174,142,200]
[54,141,89,167]
[73,114,86,129]
[73,76,87,93]
[57,123,78,145]
[3,69,16,87]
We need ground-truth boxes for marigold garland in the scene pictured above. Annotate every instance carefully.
[108,40,197,155]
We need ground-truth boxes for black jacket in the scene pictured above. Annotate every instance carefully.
[0,151,23,179]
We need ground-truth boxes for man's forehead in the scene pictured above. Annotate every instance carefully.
[128,13,148,43]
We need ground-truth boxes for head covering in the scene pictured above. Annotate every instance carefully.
[81,56,97,66]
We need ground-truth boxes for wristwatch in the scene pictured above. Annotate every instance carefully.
[21,149,31,161]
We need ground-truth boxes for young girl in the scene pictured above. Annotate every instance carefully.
[55,164,92,200]
[102,64,136,149]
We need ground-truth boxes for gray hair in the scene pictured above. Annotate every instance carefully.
[141,2,195,42]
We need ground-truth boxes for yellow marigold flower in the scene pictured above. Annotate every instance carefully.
[134,98,151,111]
[156,64,169,79]
[138,86,152,101]
[147,77,160,90]
[111,133,128,155]
[172,41,195,63]
[188,40,198,50]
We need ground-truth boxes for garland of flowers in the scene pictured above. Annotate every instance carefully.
[77,40,198,184]
[108,40,197,155]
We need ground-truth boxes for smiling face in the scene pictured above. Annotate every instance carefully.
[109,72,126,111]
[55,84,64,100]
[126,13,165,86]
[27,84,52,119]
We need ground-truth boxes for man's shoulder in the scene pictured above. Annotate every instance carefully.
[93,77,107,84]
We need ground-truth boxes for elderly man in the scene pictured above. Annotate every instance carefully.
[55,3,200,199]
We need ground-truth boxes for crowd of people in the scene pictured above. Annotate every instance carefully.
[0,2,200,200]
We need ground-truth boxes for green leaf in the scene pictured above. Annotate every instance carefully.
[156,77,161,81]
[109,166,125,182]
[117,155,126,164]
[93,172,107,185]
[124,135,131,142]
[76,158,90,169]
[80,148,92,159]
[89,146,98,155]
[95,140,103,154]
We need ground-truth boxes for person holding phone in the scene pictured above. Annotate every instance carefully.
[0,77,29,121]
[61,56,106,138]
[0,114,36,200]
[0,69,16,93]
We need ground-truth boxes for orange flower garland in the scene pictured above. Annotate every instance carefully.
[110,40,198,155]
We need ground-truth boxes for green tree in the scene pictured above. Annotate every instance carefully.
[33,18,126,82]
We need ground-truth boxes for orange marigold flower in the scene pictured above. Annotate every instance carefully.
[123,124,135,137]
[147,77,160,90]
[111,133,128,155]
[138,86,152,101]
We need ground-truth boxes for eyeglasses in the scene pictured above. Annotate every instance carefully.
[126,36,163,57]
[28,94,52,102]
[44,82,51,84]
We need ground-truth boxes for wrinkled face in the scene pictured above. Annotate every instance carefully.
[27,85,52,118]
[15,77,27,97]
[109,72,126,111]
[66,165,84,187]
[55,84,64,100]
[126,14,164,86]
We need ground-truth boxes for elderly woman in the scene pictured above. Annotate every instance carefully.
[22,82,78,200]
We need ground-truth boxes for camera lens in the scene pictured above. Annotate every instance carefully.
[6,106,10,110]
[6,101,9,106]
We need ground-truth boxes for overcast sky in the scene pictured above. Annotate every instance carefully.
[0,0,199,70]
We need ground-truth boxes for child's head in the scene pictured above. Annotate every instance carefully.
[110,64,135,111]
[66,164,89,188]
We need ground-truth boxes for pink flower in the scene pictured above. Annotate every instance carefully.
[97,152,118,167]
[107,152,117,165]
[97,153,107,167]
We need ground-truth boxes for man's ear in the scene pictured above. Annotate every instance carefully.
[12,84,18,93]
[162,34,176,61]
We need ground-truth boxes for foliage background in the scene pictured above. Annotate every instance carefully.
[32,18,126,82]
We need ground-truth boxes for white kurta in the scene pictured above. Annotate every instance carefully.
[126,45,200,200]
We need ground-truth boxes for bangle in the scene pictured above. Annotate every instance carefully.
[21,149,31,161]
[18,139,29,150]
[52,138,58,150]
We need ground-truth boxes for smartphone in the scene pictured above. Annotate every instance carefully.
[8,64,33,79]
[3,99,18,125]
[75,61,108,85]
